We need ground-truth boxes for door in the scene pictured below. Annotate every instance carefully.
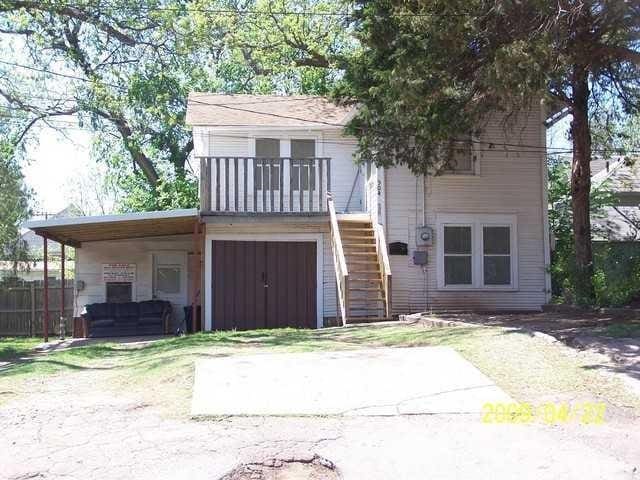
[152,252,187,318]
[212,241,317,330]
[365,162,380,224]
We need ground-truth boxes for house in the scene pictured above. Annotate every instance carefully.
[24,94,551,335]
[591,157,640,242]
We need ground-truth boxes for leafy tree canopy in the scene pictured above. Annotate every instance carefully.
[0,0,350,211]
[0,129,31,266]
[336,0,640,302]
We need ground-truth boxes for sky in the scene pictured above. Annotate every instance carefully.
[22,120,94,216]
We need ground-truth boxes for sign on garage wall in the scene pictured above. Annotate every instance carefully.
[102,263,136,282]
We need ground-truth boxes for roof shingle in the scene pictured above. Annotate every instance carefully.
[185,93,355,128]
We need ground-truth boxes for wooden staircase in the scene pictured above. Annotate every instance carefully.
[339,219,389,322]
[327,194,392,326]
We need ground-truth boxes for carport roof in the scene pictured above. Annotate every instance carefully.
[24,209,198,247]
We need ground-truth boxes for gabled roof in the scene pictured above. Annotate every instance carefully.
[185,93,355,128]
[592,157,640,192]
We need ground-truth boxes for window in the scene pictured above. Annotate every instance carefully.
[255,138,280,190]
[441,135,476,174]
[443,226,472,285]
[156,266,181,294]
[106,282,132,303]
[483,226,511,285]
[437,214,517,289]
[291,139,316,191]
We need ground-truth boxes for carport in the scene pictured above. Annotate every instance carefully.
[24,209,202,340]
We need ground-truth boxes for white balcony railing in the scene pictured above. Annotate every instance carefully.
[199,157,331,214]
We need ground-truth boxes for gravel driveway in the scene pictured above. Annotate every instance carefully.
[1,349,639,479]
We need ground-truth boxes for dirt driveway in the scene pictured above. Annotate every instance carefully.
[1,340,639,479]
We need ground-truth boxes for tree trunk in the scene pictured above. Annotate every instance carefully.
[569,67,595,303]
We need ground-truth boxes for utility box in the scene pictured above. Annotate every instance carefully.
[416,225,434,247]
[413,250,428,265]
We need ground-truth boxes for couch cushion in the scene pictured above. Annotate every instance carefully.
[86,303,115,320]
[91,319,115,328]
[139,300,168,316]
[116,302,140,318]
[138,316,163,326]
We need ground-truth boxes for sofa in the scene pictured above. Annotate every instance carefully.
[81,300,173,338]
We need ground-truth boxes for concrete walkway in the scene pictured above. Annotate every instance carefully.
[191,347,512,416]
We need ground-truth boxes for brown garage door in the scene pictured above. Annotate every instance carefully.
[212,240,317,330]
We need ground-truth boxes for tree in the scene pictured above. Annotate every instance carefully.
[0,0,219,209]
[0,0,350,210]
[336,0,640,303]
[0,134,31,271]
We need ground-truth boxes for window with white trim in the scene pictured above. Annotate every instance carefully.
[482,226,511,285]
[437,214,517,289]
[291,139,316,191]
[443,226,472,285]
[440,135,477,175]
[254,138,280,190]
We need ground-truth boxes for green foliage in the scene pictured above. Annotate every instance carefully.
[592,243,640,307]
[548,155,640,307]
[117,173,199,213]
[0,0,350,210]
[0,137,31,266]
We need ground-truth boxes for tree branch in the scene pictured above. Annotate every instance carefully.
[0,1,139,46]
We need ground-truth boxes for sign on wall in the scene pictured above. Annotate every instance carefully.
[102,263,136,283]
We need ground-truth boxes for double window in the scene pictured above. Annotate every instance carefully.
[254,138,317,191]
[438,214,517,289]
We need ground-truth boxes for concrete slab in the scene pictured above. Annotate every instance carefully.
[191,346,512,417]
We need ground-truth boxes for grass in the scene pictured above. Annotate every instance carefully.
[602,322,640,338]
[1,323,639,416]
[0,337,41,362]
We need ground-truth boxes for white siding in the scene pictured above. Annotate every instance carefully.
[385,107,549,312]
[195,127,363,213]
[74,235,193,317]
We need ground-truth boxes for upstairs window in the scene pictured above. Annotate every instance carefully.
[291,139,316,190]
[441,135,476,175]
[255,138,280,190]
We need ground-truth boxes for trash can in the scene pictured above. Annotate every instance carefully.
[183,306,201,334]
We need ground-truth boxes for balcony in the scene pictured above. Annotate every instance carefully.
[199,157,331,215]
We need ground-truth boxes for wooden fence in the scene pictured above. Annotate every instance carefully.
[0,280,74,337]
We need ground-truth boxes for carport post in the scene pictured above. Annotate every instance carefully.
[60,244,65,339]
[43,235,49,343]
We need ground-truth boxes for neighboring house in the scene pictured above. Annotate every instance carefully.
[25,94,550,333]
[591,157,640,242]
